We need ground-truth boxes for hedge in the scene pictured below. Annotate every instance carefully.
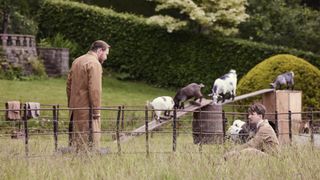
[38,0,320,94]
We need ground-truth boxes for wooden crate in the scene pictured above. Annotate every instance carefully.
[262,90,302,144]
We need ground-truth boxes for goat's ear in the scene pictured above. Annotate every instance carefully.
[208,93,213,96]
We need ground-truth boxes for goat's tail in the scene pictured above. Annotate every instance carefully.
[269,83,275,89]
[290,71,294,77]
[146,100,152,109]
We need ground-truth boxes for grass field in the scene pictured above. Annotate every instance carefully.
[0,76,175,106]
[1,77,320,179]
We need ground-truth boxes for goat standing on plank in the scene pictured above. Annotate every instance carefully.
[148,96,174,122]
[173,83,204,109]
[270,71,294,90]
[209,69,237,104]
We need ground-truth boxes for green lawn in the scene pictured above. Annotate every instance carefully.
[0,77,175,107]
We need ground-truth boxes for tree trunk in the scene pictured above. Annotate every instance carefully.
[2,8,10,34]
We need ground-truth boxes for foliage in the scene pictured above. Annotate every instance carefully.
[238,0,320,54]
[0,47,47,80]
[237,54,320,109]
[147,0,249,35]
[146,15,187,32]
[1,11,39,35]
[38,0,320,93]
[0,64,23,80]
[38,33,79,61]
[0,0,42,34]
[29,57,48,78]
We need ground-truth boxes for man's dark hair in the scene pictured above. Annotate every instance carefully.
[248,103,266,118]
[90,40,110,52]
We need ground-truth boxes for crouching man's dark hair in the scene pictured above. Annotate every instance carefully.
[248,103,266,118]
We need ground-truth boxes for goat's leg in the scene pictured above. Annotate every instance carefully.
[232,90,235,101]
[158,117,162,123]
[221,94,225,103]
[181,102,185,109]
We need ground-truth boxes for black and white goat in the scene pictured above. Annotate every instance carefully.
[209,69,237,104]
[173,83,204,109]
[270,71,294,90]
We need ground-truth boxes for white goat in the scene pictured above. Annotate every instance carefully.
[148,96,174,122]
[227,125,243,142]
[227,119,249,143]
[270,71,294,90]
[233,119,246,128]
[209,69,237,104]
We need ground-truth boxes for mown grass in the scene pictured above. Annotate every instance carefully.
[0,76,175,106]
[1,77,320,179]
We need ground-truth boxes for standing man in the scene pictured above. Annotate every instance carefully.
[67,40,110,151]
[224,103,280,159]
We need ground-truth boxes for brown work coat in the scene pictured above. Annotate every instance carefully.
[66,51,102,150]
[238,119,280,154]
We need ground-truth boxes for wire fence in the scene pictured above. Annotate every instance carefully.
[1,103,320,157]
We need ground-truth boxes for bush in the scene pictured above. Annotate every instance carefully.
[29,57,48,78]
[38,0,320,93]
[0,48,47,80]
[38,33,79,62]
[237,54,320,109]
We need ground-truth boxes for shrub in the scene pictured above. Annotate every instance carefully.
[29,57,48,78]
[237,54,320,109]
[0,49,47,80]
[38,33,79,61]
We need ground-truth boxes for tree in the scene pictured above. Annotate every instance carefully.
[146,0,249,36]
[238,0,320,54]
[0,0,41,34]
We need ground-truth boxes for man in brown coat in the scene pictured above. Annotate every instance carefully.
[67,40,110,151]
[224,103,280,159]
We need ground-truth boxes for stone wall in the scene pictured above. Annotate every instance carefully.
[37,47,69,77]
[0,34,37,75]
[0,34,70,77]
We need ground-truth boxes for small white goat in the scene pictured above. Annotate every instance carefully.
[227,119,249,143]
[227,125,243,142]
[270,71,294,90]
[209,69,237,104]
[233,119,246,128]
[148,96,174,122]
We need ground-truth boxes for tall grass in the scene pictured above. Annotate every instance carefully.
[1,78,320,179]
[1,135,320,179]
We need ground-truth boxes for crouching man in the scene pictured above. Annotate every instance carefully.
[224,103,279,160]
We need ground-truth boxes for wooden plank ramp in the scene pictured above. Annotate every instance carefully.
[221,89,275,105]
